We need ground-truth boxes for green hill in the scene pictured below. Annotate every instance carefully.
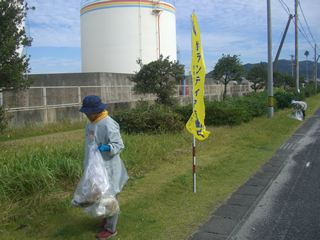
[206,59,320,79]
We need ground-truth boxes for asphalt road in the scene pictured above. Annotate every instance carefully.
[189,107,320,240]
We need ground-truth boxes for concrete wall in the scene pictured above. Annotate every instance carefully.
[29,73,218,87]
[3,72,252,127]
[30,72,134,87]
[7,94,227,127]
[7,99,155,127]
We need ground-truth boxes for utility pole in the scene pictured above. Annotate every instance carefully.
[267,0,273,118]
[315,44,318,93]
[295,0,299,91]
[310,55,319,80]
[273,14,293,70]
[290,54,295,76]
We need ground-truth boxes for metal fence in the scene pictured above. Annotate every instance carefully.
[0,84,251,110]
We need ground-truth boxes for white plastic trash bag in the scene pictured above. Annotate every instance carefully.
[287,110,303,121]
[85,196,120,218]
[70,142,120,218]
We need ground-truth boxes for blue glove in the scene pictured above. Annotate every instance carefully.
[98,143,110,153]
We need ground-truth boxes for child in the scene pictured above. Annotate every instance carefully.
[79,95,129,239]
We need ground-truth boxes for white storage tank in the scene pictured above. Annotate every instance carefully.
[80,0,177,74]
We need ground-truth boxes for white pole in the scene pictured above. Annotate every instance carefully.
[43,87,47,107]
[190,12,196,193]
[0,89,2,107]
[78,86,81,104]
[267,0,274,118]
[315,44,318,93]
[192,69,196,193]
[295,0,299,90]
[193,135,196,193]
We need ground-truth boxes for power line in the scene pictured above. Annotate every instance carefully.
[299,1,316,44]
[276,0,320,60]
[298,19,311,44]
[297,2,320,53]
[277,1,317,53]
[277,0,291,15]
[275,0,293,56]
[291,17,314,49]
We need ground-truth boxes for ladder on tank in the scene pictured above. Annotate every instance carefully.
[152,0,163,15]
[152,0,163,59]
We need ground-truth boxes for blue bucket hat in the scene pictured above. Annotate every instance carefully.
[79,95,107,114]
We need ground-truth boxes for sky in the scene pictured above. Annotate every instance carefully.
[25,0,320,74]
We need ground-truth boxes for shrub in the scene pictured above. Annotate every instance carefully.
[215,99,250,125]
[205,101,248,126]
[0,106,13,134]
[285,88,305,101]
[110,101,184,134]
[274,91,295,109]
[303,83,318,98]
[174,91,271,127]
[172,104,192,123]
[242,91,270,116]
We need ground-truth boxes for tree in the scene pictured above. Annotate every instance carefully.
[129,55,185,107]
[0,0,35,133]
[246,62,267,92]
[283,72,294,89]
[0,0,34,90]
[273,70,284,88]
[212,54,245,99]
[299,75,306,88]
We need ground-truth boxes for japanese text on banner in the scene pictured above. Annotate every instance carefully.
[186,13,210,140]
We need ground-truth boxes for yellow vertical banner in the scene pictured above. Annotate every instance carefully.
[186,13,210,140]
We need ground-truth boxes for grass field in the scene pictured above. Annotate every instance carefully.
[0,94,319,240]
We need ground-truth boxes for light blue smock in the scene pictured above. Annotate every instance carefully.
[293,101,307,111]
[84,115,129,194]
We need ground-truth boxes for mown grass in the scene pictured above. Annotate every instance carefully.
[0,94,319,240]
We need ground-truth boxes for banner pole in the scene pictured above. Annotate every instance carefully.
[190,11,196,193]
[193,136,196,193]
[188,10,210,192]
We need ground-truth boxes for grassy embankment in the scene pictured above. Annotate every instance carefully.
[0,94,319,240]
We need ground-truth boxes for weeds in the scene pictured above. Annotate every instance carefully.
[0,94,319,239]
[0,118,88,142]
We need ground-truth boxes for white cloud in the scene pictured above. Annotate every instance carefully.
[30,57,81,74]
[27,0,80,47]
[25,0,320,73]
[176,0,320,71]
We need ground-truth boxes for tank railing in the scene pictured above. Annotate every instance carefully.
[177,84,251,97]
[1,86,158,110]
[1,84,252,110]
